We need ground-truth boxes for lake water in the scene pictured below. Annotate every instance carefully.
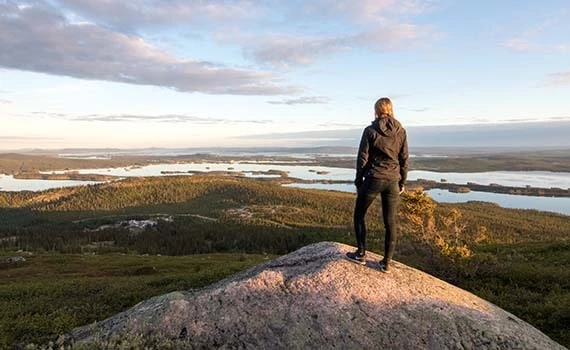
[37,163,570,188]
[409,170,570,189]
[428,189,570,215]
[281,183,570,215]
[42,162,356,181]
[2,162,569,216]
[0,174,101,192]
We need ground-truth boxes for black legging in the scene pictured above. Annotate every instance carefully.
[354,178,399,264]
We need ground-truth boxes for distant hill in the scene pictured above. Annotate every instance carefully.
[66,242,565,349]
[407,121,570,149]
[238,121,570,150]
[3,121,570,154]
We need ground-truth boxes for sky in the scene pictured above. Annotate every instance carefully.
[0,0,569,150]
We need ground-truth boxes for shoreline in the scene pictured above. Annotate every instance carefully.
[277,178,570,198]
[2,152,570,174]
[3,170,569,198]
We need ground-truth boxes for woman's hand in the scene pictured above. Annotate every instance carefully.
[354,177,364,188]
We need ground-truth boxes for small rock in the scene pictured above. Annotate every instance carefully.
[2,256,26,264]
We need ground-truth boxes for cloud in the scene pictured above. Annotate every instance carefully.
[503,39,570,54]
[401,106,429,112]
[544,71,570,86]
[1,0,439,80]
[548,116,570,121]
[503,38,534,52]
[244,24,436,68]
[56,0,436,30]
[54,0,262,31]
[244,34,351,68]
[299,0,437,23]
[0,2,297,96]
[317,122,362,128]
[30,112,69,118]
[502,11,570,53]
[33,112,272,124]
[0,135,59,140]
[0,99,13,104]
[267,96,331,105]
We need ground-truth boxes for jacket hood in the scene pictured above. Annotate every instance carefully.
[372,116,402,137]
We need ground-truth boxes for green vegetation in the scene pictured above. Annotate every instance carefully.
[0,153,137,175]
[0,176,569,347]
[464,241,570,344]
[0,153,306,175]
[0,253,272,348]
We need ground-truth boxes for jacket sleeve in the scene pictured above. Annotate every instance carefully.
[398,129,409,184]
[356,128,370,180]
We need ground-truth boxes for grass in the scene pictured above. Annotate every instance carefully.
[458,241,570,345]
[0,252,274,348]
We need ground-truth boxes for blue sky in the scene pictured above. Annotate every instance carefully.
[0,0,569,149]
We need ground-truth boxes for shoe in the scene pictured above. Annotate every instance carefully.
[378,260,390,273]
[346,251,366,265]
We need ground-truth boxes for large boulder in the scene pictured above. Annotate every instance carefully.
[67,242,566,349]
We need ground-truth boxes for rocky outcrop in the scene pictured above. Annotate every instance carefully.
[67,242,566,349]
[1,256,26,264]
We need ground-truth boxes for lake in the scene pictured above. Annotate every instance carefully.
[36,162,570,187]
[2,162,569,216]
[282,183,570,216]
[0,174,101,192]
[409,170,570,189]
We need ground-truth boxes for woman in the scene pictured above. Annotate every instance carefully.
[346,97,409,273]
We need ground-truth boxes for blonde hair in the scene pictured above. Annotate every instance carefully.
[374,97,393,119]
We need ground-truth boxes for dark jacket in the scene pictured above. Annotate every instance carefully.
[355,116,409,184]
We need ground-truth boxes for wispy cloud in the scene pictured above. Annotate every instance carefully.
[54,0,262,31]
[543,71,570,86]
[502,11,570,53]
[215,1,438,68]
[298,0,437,23]
[243,34,351,68]
[503,38,535,52]
[503,37,570,53]
[0,135,59,141]
[243,24,437,68]
[30,112,69,118]
[401,106,429,112]
[267,96,331,105]
[548,116,570,121]
[0,2,297,96]
[317,122,362,128]
[32,112,273,124]
[56,0,436,30]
